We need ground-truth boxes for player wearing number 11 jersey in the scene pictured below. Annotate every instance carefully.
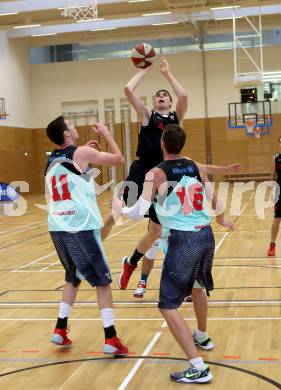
[45,116,128,356]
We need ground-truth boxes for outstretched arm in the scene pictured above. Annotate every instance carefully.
[198,165,233,230]
[124,66,153,125]
[160,57,187,124]
[271,156,277,181]
[74,123,124,169]
[122,168,161,220]
[196,162,242,175]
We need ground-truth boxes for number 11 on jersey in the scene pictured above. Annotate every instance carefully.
[51,175,72,202]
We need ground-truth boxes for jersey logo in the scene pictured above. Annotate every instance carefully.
[187,165,195,173]
[157,122,164,131]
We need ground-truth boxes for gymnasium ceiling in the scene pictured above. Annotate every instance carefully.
[0,0,280,45]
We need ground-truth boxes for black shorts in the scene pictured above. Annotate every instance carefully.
[274,201,281,218]
[50,230,112,287]
[158,226,215,310]
[123,159,160,225]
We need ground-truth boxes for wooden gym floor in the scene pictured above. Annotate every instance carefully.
[0,189,280,390]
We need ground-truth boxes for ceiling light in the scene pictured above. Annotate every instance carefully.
[13,24,41,29]
[32,33,57,37]
[90,27,117,31]
[88,57,107,61]
[142,11,171,16]
[211,6,240,10]
[152,22,179,26]
[216,16,243,20]
[0,12,19,16]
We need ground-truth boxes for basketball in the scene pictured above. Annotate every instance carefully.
[130,42,156,69]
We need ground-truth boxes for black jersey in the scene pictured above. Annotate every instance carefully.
[45,145,81,176]
[156,158,202,200]
[158,158,202,185]
[275,154,281,184]
[136,110,179,167]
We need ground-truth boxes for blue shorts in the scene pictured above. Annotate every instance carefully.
[50,230,112,287]
[158,226,215,310]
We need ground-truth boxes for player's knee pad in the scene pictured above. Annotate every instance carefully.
[145,239,161,260]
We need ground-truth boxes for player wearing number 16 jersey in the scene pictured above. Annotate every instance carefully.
[45,116,128,356]
[121,124,233,384]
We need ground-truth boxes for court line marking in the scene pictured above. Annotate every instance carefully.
[214,232,228,253]
[0,357,279,365]
[39,262,60,272]
[214,197,251,255]
[0,222,47,239]
[118,332,162,390]
[0,317,280,321]
[11,252,57,273]
[0,299,280,306]
[14,262,281,273]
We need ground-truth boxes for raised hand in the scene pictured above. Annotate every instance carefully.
[160,56,170,75]
[92,123,110,137]
[85,140,101,151]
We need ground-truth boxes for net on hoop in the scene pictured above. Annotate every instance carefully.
[62,0,98,21]
[245,119,261,139]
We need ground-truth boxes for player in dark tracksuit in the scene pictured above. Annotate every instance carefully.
[268,137,281,256]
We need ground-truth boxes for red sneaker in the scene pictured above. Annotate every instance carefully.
[268,243,276,257]
[118,256,137,290]
[51,328,72,346]
[183,295,193,303]
[134,280,147,298]
[103,336,128,356]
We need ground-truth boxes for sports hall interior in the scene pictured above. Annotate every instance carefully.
[0,0,281,389]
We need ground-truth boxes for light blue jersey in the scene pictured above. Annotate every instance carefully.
[154,159,211,232]
[45,146,103,232]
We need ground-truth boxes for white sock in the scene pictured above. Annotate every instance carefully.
[58,301,72,319]
[190,357,205,370]
[196,330,208,340]
[100,308,115,328]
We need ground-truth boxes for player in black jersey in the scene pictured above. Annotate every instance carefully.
[118,57,241,292]
[268,136,281,256]
[117,57,188,288]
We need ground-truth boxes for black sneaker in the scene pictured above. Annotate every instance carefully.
[170,364,213,383]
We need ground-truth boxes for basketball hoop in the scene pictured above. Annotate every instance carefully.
[253,127,262,139]
[0,113,9,120]
[62,0,98,21]
[245,119,255,134]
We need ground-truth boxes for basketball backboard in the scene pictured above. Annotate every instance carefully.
[228,100,272,138]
